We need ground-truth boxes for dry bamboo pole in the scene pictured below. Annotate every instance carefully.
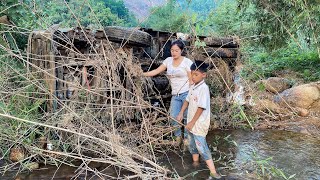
[101,41,115,135]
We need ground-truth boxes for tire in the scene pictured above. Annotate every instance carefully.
[104,26,152,47]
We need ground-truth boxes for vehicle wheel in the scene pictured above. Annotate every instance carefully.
[104,26,152,47]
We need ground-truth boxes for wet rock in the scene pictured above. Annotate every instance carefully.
[254,99,283,113]
[261,77,291,93]
[274,83,320,109]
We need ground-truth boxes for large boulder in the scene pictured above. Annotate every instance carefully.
[274,82,320,109]
[309,100,320,114]
[261,77,291,93]
[254,99,283,113]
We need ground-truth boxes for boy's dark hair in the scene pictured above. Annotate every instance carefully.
[170,39,185,50]
[190,60,209,72]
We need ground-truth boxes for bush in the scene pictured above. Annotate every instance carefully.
[241,45,320,82]
[0,56,43,157]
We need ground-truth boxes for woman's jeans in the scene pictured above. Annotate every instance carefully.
[170,91,188,138]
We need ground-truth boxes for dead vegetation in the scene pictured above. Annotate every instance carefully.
[0,27,245,179]
[0,1,249,178]
[0,24,243,180]
[0,29,177,179]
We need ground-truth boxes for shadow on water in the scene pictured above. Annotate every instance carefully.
[2,130,320,179]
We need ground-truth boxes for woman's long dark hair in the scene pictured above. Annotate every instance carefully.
[170,39,186,56]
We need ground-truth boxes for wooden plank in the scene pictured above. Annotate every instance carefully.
[40,32,56,112]
[204,37,239,48]
[124,47,133,100]
[30,37,38,72]
[202,47,238,58]
[95,30,105,39]
[56,65,64,100]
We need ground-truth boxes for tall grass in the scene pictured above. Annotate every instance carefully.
[242,44,320,82]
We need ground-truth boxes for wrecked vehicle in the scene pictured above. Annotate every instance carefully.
[27,26,239,113]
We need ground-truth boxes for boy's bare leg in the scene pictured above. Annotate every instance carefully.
[192,154,200,162]
[192,154,200,167]
[206,159,221,179]
[205,159,218,174]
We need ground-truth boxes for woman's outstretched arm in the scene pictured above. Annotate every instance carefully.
[143,64,167,77]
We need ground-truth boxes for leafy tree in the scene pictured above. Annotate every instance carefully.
[177,0,218,19]
[42,0,125,28]
[237,0,320,50]
[1,0,138,49]
[0,0,39,29]
[143,0,189,32]
[203,0,258,38]
[102,0,137,26]
[0,0,40,49]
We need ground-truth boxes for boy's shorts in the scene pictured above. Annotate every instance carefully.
[187,131,212,161]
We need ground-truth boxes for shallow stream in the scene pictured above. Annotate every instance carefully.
[2,130,320,179]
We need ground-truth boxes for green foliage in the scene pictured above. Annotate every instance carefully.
[242,43,320,82]
[143,0,256,37]
[0,0,40,49]
[211,134,238,148]
[41,0,138,27]
[102,0,137,26]
[206,0,257,37]
[1,0,138,49]
[0,56,43,153]
[177,0,218,19]
[0,57,42,119]
[143,0,189,32]
[237,0,320,50]
[231,104,255,129]
[42,0,126,28]
[250,151,296,179]
[0,0,39,29]
[1,0,137,29]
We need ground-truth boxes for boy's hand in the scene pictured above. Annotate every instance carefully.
[185,122,195,131]
[176,112,184,122]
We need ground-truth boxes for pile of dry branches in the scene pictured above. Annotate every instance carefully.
[0,2,243,178]
[0,25,181,179]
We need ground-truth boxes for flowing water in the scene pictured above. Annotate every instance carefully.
[2,130,320,179]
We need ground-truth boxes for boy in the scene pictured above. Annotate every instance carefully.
[177,61,221,179]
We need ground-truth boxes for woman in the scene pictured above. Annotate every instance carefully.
[143,39,193,142]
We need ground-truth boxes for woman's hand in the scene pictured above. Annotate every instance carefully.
[176,112,184,122]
